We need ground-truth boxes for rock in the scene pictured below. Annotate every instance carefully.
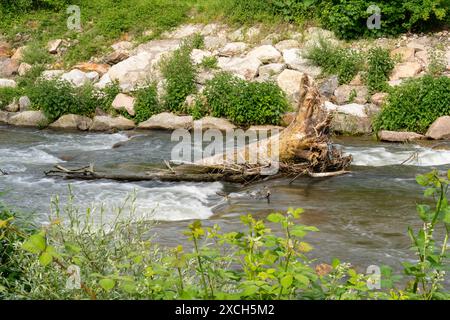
[48,39,62,54]
[426,116,450,140]
[371,92,389,106]
[324,101,367,118]
[11,46,27,61]
[193,116,236,131]
[217,57,261,80]
[138,113,193,130]
[191,49,213,65]
[282,49,321,77]
[19,96,31,111]
[415,50,429,66]
[112,93,136,116]
[390,62,422,81]
[304,27,336,47]
[319,76,339,98]
[73,62,110,75]
[204,36,227,51]
[248,125,284,132]
[388,79,403,87]
[349,73,364,86]
[8,111,48,127]
[41,70,64,80]
[275,40,300,51]
[446,50,450,71]
[258,63,285,79]
[0,42,11,58]
[201,24,221,36]
[334,85,368,105]
[245,27,260,41]
[60,69,90,87]
[49,114,93,131]
[111,41,133,52]
[18,62,32,76]
[391,47,415,62]
[379,130,426,142]
[163,24,203,39]
[133,39,181,56]
[0,58,20,77]
[104,51,129,65]
[5,100,19,112]
[277,69,304,107]
[246,45,281,64]
[0,111,11,124]
[90,115,135,131]
[406,38,430,51]
[0,79,17,88]
[331,113,372,135]
[196,71,216,85]
[86,71,100,82]
[219,42,248,57]
[281,112,296,127]
[228,29,245,42]
[94,73,112,89]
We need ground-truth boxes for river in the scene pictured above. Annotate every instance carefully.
[1,124,450,275]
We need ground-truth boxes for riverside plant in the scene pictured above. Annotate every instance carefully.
[0,171,449,300]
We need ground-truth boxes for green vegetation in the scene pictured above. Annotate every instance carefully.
[365,47,396,93]
[0,87,21,110]
[203,73,289,126]
[374,75,450,133]
[428,48,448,76]
[133,84,161,123]
[200,56,218,70]
[0,170,448,299]
[305,38,364,84]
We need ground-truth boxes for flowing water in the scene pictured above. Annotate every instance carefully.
[1,124,450,274]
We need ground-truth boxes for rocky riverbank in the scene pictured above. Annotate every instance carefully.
[1,23,450,140]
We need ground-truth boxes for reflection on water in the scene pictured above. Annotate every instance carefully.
[0,126,449,275]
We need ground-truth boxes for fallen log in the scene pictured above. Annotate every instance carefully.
[45,75,351,184]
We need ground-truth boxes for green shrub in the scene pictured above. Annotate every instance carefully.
[320,0,449,40]
[97,81,121,114]
[305,38,364,84]
[373,75,450,133]
[427,48,447,76]
[365,47,395,93]
[203,73,289,126]
[0,0,69,12]
[0,87,21,110]
[22,43,53,65]
[26,79,99,122]
[160,42,197,113]
[133,84,161,123]
[200,56,218,70]
[187,96,209,120]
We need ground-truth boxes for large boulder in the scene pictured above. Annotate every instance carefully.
[390,62,422,81]
[277,69,304,107]
[5,100,19,112]
[90,116,135,131]
[282,49,321,77]
[219,42,248,57]
[193,116,236,131]
[0,111,11,124]
[324,101,367,118]
[112,93,136,116]
[0,58,20,77]
[217,57,261,80]
[49,114,93,131]
[390,47,415,62]
[275,39,300,51]
[334,85,368,105]
[138,112,193,130]
[258,63,285,79]
[246,45,281,64]
[73,62,110,75]
[379,130,426,142]
[426,116,450,140]
[324,101,371,134]
[60,69,90,87]
[8,111,48,127]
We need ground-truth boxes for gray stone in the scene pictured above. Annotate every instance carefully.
[334,85,368,105]
[138,112,193,130]
[217,57,262,80]
[193,116,236,131]
[219,42,248,57]
[426,116,450,140]
[246,45,281,64]
[319,76,339,98]
[379,130,426,142]
[90,116,135,131]
[0,79,16,88]
[18,62,32,76]
[5,100,19,112]
[282,49,321,77]
[258,63,285,79]
[112,93,135,116]
[0,111,11,124]
[8,111,48,127]
[19,96,31,111]
[49,114,93,131]
[277,69,304,107]
[275,40,300,51]
[204,36,227,51]
[41,70,64,80]
[60,69,89,87]
[48,39,62,54]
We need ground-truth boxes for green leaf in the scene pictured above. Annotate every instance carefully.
[39,251,53,266]
[294,274,310,286]
[281,275,293,288]
[99,278,116,292]
[267,213,284,223]
[416,174,429,186]
[22,232,46,254]
[120,281,137,294]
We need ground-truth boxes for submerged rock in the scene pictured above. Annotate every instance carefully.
[378,130,426,142]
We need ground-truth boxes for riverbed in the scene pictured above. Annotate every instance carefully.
[1,124,450,274]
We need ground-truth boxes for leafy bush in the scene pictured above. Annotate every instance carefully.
[203,73,289,126]
[0,87,21,110]
[26,79,99,122]
[200,56,218,70]
[22,43,54,65]
[160,41,197,113]
[365,47,395,93]
[319,0,449,40]
[0,0,70,12]
[133,84,161,123]
[427,48,447,76]
[374,75,450,133]
[305,38,364,84]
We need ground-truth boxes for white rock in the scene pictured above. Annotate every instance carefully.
[0,79,16,88]
[111,41,133,52]
[49,114,93,131]
[426,116,450,140]
[379,130,426,142]
[219,42,248,57]
[41,70,64,80]
[61,69,89,87]
[324,101,367,118]
[90,116,135,131]
[191,49,213,65]
[86,71,100,82]
[138,112,193,130]
[246,45,281,64]
[282,49,321,77]
[276,69,304,107]
[48,39,62,54]
[193,116,236,131]
[390,62,422,81]
[228,29,244,42]
[19,96,31,111]
[218,57,262,80]
[334,85,368,105]
[0,111,10,124]
[258,63,285,79]
[204,36,227,51]
[18,62,32,76]
[163,24,203,39]
[112,93,136,116]
[245,27,260,41]
[275,39,300,51]
[94,73,112,89]
[5,100,19,112]
[8,111,47,127]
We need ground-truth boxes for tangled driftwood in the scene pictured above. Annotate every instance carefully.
[45,75,351,184]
